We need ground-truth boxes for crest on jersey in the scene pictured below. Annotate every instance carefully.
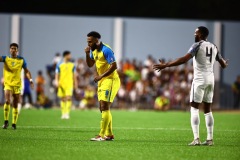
[11,62,15,66]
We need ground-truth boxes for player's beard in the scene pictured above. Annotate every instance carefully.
[91,43,97,51]
[195,36,199,42]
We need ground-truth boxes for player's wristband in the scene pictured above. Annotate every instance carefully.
[30,79,33,82]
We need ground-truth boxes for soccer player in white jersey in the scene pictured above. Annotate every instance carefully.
[153,26,228,146]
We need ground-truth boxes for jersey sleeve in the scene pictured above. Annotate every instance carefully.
[55,63,61,74]
[1,56,6,62]
[90,51,94,60]
[22,58,27,68]
[188,42,201,57]
[103,48,116,64]
[73,65,76,73]
[214,45,223,61]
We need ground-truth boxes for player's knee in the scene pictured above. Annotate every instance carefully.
[5,100,10,105]
[100,104,109,111]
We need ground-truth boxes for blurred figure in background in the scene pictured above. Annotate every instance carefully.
[154,93,170,111]
[22,75,33,109]
[232,75,240,109]
[55,51,77,119]
[79,85,97,109]
[35,70,45,103]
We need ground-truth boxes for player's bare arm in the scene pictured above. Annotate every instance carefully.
[85,46,95,67]
[55,72,60,88]
[218,58,228,69]
[153,53,192,72]
[94,62,117,83]
[74,72,78,90]
[24,68,34,89]
[0,56,3,62]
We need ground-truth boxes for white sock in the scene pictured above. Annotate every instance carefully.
[190,107,200,139]
[204,112,214,140]
[18,103,22,114]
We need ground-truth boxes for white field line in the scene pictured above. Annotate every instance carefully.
[18,126,240,132]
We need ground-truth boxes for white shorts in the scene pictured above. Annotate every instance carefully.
[190,82,214,103]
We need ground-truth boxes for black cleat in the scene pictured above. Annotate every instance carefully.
[12,124,17,130]
[2,121,9,129]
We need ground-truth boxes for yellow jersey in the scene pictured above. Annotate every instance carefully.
[1,55,27,87]
[55,61,75,89]
[90,43,119,81]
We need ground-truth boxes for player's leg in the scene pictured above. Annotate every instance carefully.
[105,78,120,140]
[65,96,72,119]
[201,102,214,146]
[12,93,20,129]
[65,88,73,119]
[188,82,204,146]
[201,84,214,146]
[91,100,111,141]
[2,89,12,129]
[58,87,67,119]
[60,97,67,119]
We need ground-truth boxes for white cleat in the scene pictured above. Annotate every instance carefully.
[90,135,106,141]
[188,138,201,146]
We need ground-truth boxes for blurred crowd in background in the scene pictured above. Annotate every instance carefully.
[1,54,240,111]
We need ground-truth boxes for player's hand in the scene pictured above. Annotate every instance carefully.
[225,59,229,66]
[94,75,103,83]
[30,81,34,89]
[85,46,91,55]
[153,59,167,72]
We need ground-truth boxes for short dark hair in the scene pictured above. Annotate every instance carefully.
[63,51,71,57]
[10,43,18,48]
[197,26,209,38]
[87,31,101,39]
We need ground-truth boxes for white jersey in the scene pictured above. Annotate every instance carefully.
[188,40,222,84]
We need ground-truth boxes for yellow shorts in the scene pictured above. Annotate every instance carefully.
[98,78,120,103]
[57,87,73,98]
[4,85,21,94]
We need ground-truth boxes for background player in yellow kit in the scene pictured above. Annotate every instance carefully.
[85,31,121,141]
[0,43,34,129]
[55,51,77,119]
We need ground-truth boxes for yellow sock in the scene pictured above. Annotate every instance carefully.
[4,103,10,121]
[12,108,19,124]
[99,110,111,138]
[66,101,72,114]
[60,101,66,115]
[105,111,113,136]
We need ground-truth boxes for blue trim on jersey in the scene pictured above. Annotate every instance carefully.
[1,55,27,68]
[73,66,76,72]
[1,56,6,62]
[102,44,116,64]
[188,41,203,57]
[90,51,94,60]
[55,61,62,73]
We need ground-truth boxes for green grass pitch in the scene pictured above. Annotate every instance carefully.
[0,108,239,160]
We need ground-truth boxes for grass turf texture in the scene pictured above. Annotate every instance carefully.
[0,109,239,160]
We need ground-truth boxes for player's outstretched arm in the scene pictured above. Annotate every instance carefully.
[0,56,3,62]
[94,62,117,83]
[153,53,192,72]
[24,68,34,89]
[85,46,95,67]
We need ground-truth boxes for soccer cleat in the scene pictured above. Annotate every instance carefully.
[188,138,201,146]
[90,135,106,141]
[12,124,17,130]
[105,135,114,141]
[2,121,9,129]
[201,140,214,146]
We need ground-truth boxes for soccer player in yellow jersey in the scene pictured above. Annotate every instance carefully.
[55,51,77,119]
[0,43,34,129]
[85,31,121,141]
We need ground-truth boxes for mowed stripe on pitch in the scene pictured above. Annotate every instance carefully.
[17,126,240,132]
